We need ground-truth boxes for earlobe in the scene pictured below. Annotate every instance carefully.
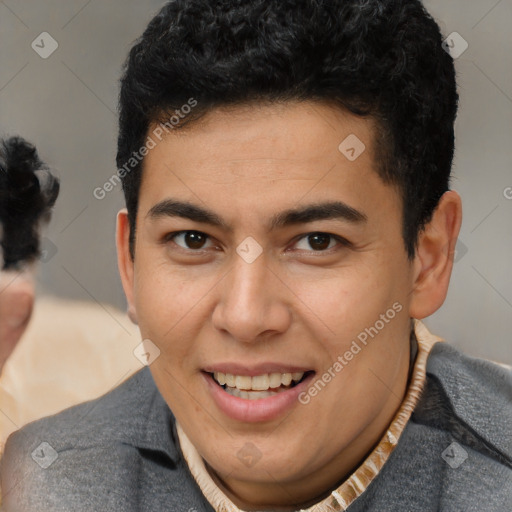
[116,209,138,324]
[127,303,138,325]
[409,191,463,319]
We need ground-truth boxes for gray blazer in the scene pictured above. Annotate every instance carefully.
[1,342,511,511]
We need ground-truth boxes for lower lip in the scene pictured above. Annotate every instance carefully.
[202,372,315,423]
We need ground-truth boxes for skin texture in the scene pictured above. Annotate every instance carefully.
[117,101,462,509]
[0,270,34,374]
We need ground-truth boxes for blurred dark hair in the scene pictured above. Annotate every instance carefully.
[0,136,60,270]
[117,0,458,259]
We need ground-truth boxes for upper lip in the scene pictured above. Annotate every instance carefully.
[202,363,314,376]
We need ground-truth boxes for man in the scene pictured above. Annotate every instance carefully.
[0,135,139,452]
[1,1,511,511]
[0,136,59,373]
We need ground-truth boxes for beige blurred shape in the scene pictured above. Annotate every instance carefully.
[0,296,141,454]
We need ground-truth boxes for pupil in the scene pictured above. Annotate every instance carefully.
[186,232,206,249]
[309,233,330,251]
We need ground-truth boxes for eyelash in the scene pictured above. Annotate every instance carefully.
[163,230,351,254]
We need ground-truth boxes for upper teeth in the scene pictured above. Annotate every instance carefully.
[213,372,304,390]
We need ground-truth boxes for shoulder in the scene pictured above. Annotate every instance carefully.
[4,367,160,452]
[426,340,512,391]
[0,368,194,511]
[355,342,512,511]
[423,341,512,459]
[401,342,512,510]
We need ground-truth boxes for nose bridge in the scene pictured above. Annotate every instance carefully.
[213,251,290,341]
[227,253,271,314]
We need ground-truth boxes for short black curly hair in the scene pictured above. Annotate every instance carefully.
[116,0,458,259]
[0,136,59,269]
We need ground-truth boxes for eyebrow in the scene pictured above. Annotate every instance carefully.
[146,199,367,231]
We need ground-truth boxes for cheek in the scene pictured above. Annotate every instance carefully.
[135,260,192,322]
[295,265,396,337]
[133,261,220,362]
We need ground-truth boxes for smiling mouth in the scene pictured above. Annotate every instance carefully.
[209,371,314,400]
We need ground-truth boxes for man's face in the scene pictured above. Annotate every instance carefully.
[123,101,417,498]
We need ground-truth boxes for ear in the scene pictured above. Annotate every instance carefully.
[409,190,463,319]
[116,209,138,325]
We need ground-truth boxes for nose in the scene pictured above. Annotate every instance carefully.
[211,252,292,343]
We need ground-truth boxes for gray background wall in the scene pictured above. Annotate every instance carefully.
[1,0,511,363]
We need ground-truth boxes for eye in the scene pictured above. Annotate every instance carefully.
[293,232,348,252]
[164,230,349,254]
[166,230,215,251]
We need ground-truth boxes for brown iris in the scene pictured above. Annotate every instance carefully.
[184,231,207,249]
[307,233,331,251]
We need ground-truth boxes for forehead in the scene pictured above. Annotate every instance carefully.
[138,101,399,226]
[148,101,373,168]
